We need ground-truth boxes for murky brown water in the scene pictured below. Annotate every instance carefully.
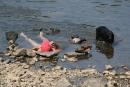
[0,0,130,71]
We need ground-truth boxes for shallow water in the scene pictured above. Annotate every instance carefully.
[0,0,130,71]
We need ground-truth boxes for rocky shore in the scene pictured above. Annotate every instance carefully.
[0,61,130,87]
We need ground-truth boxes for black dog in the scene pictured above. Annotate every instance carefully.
[96,26,114,44]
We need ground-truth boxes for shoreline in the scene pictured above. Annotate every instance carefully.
[0,61,130,87]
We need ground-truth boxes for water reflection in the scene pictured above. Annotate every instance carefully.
[96,41,114,59]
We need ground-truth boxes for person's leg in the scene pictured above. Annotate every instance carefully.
[20,32,40,47]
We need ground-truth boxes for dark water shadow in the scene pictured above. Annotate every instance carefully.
[96,41,114,59]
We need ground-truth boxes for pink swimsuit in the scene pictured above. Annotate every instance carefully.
[39,40,52,52]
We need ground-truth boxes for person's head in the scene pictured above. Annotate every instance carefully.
[50,41,59,49]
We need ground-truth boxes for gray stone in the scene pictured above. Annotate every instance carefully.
[61,58,66,62]
[54,65,62,70]
[105,65,113,70]
[81,78,106,87]
[13,48,26,57]
[26,49,36,57]
[4,59,11,64]
[36,51,58,57]
[64,52,86,58]
[67,57,78,62]
[56,78,72,87]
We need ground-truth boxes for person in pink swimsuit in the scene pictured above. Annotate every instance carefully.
[20,32,61,52]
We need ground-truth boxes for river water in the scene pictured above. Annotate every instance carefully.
[0,0,130,71]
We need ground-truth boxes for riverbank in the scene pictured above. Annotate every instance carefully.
[0,61,130,87]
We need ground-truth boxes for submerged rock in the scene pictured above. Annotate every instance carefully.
[5,31,18,43]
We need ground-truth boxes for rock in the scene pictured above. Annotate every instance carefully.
[26,49,36,57]
[26,58,36,65]
[75,45,92,54]
[23,64,30,69]
[64,52,86,58]
[82,78,106,87]
[61,58,66,62]
[81,68,98,75]
[106,81,118,87]
[13,48,26,57]
[121,65,129,70]
[49,27,60,34]
[5,31,18,43]
[53,65,62,70]
[70,34,87,44]
[125,71,130,76]
[4,59,11,64]
[56,78,72,87]
[36,51,58,58]
[66,57,78,62]
[105,65,113,70]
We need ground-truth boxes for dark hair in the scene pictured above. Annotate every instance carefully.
[51,42,59,49]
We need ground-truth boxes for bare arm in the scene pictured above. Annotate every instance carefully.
[39,32,48,41]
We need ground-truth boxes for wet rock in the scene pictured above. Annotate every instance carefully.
[121,65,129,71]
[5,31,18,43]
[13,48,27,57]
[61,58,66,62]
[64,52,86,58]
[49,27,60,34]
[75,45,92,54]
[26,49,36,57]
[105,65,113,70]
[36,51,58,58]
[70,34,86,44]
[4,59,11,64]
[56,78,72,87]
[66,57,78,62]
[45,27,60,35]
